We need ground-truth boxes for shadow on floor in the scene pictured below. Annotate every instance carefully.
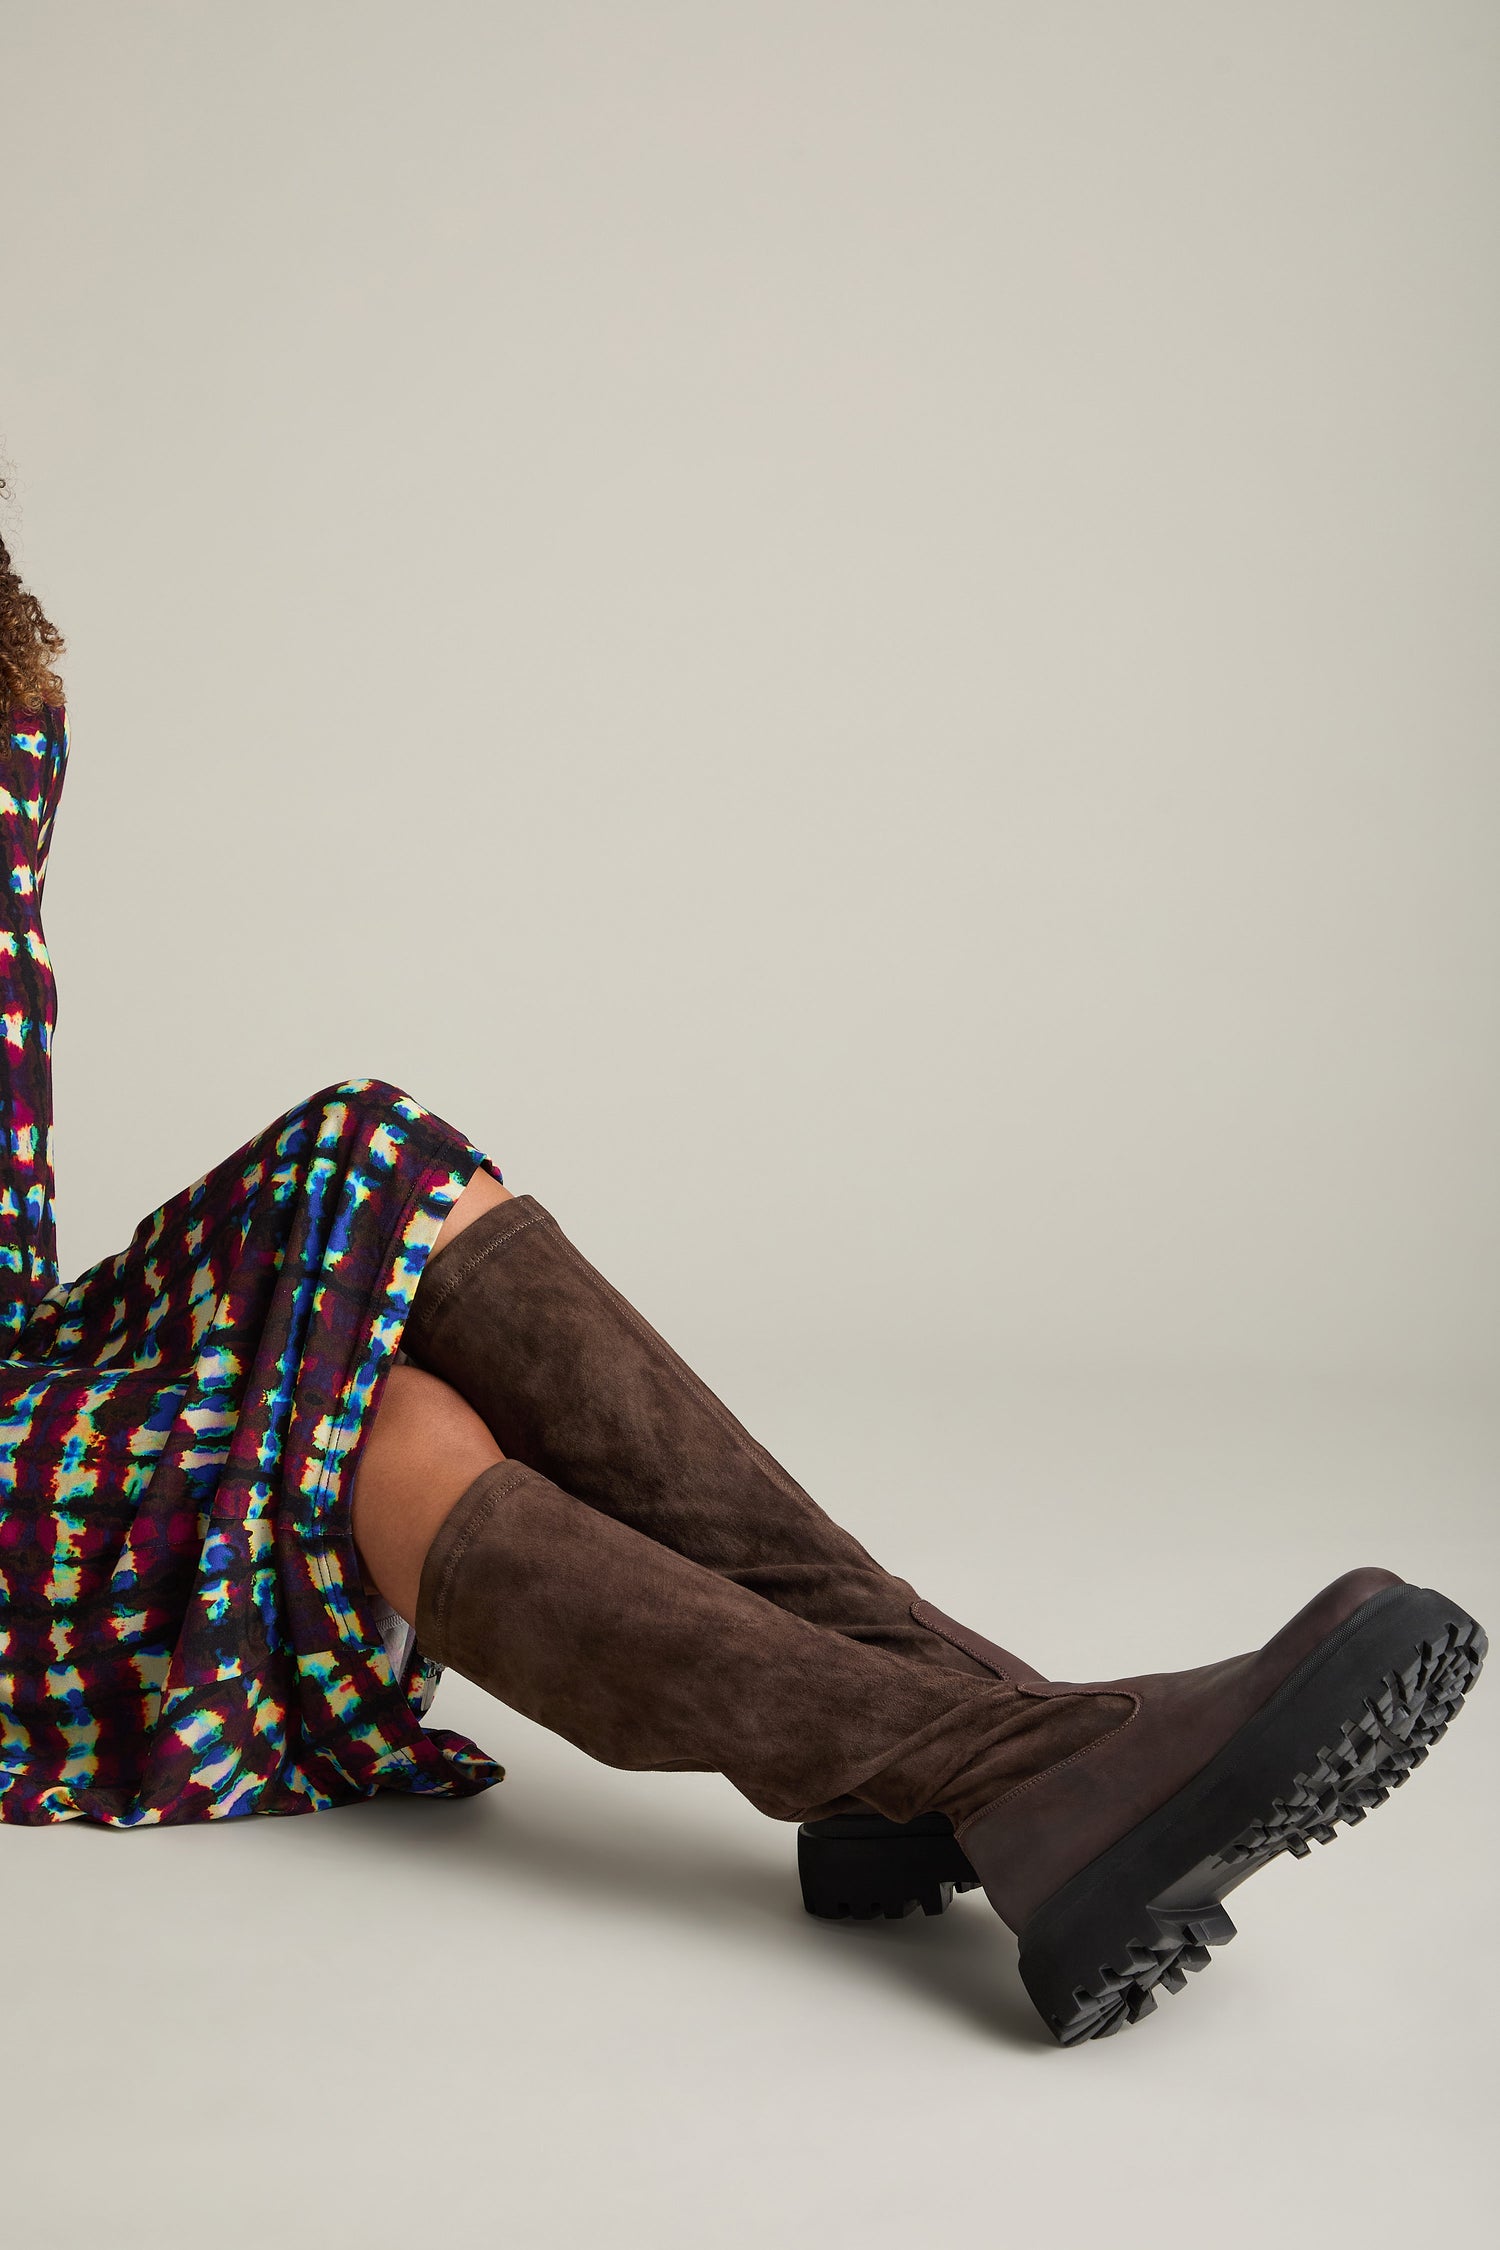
[315,1781,1054,2050]
[39,1753,1054,2048]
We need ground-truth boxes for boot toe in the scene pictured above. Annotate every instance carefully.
[967,1579,1487,2046]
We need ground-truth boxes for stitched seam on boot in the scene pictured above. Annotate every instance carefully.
[951,1694,1143,1839]
[818,1689,1022,1813]
[427,1460,538,1648]
[411,1203,553,1329]
[908,1600,1017,1684]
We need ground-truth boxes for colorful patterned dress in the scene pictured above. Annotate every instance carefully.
[0,705,506,1824]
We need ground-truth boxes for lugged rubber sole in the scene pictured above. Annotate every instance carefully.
[797,1810,981,1921]
[1018,1585,1486,2045]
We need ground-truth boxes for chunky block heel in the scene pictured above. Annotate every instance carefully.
[798,1810,981,1921]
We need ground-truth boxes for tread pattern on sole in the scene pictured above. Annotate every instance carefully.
[808,1878,979,1922]
[1049,1616,1487,2046]
[797,1812,981,1922]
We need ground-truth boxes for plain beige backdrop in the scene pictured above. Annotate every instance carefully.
[1,6,1496,2248]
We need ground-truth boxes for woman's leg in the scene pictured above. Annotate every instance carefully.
[357,1415,1486,2048]
[352,1362,505,1624]
[354,1387,1122,1822]
[349,1367,1109,1842]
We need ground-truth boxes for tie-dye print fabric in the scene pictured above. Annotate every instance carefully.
[0,705,506,1824]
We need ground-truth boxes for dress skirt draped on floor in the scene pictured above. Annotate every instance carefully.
[0,708,507,1825]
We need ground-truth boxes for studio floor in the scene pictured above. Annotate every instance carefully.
[6,1362,1494,2250]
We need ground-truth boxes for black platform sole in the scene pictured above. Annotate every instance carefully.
[1018,1583,1486,2045]
[797,1810,981,1921]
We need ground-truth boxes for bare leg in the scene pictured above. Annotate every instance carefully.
[431,1166,513,1260]
[352,1362,505,1622]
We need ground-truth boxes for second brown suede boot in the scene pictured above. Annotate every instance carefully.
[415,1462,1484,2044]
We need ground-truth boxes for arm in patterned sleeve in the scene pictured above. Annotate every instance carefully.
[0,704,67,1348]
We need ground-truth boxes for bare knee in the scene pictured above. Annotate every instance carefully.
[352,1364,504,1624]
[366,1362,499,1469]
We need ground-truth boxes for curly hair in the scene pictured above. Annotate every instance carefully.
[0,477,65,720]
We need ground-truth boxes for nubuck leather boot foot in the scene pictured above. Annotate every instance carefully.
[930,1568,1487,2043]
[403,1190,1038,1914]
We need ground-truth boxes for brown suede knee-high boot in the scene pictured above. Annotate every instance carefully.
[404,1194,1028,1685]
[414,1458,1124,1826]
[418,1459,1487,2049]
